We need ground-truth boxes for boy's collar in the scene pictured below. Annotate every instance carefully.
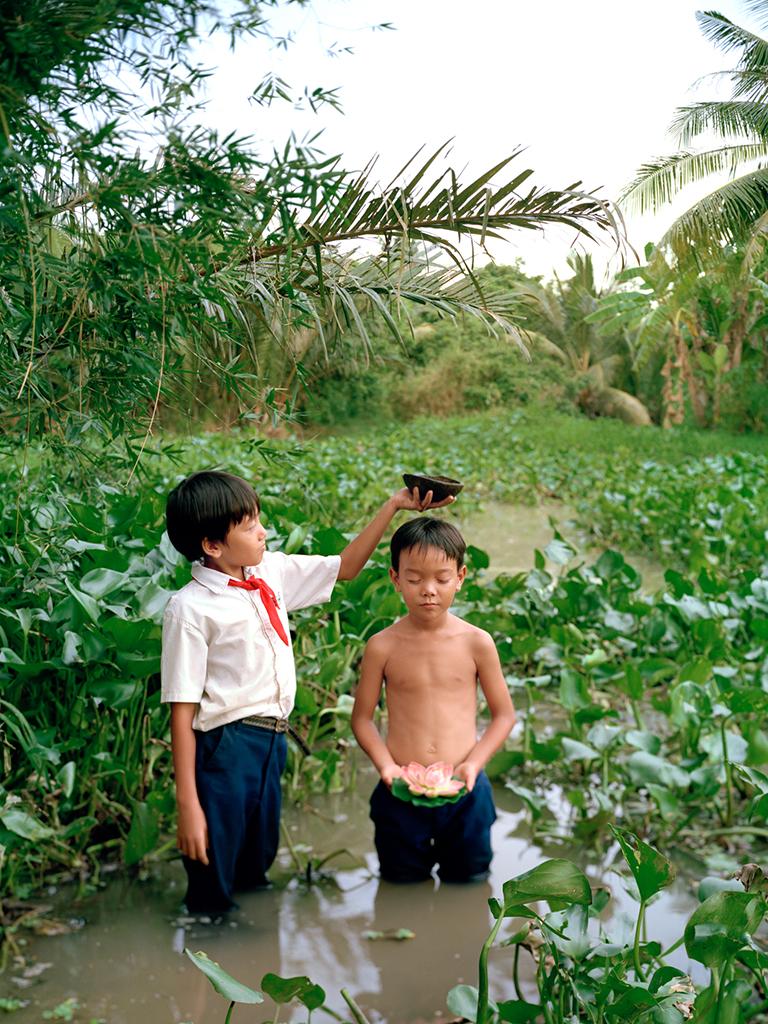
[191,561,262,593]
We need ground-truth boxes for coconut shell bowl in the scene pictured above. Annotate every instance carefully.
[402,473,464,504]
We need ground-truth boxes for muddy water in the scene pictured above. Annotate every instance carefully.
[2,503,679,1022]
[2,779,705,1024]
[459,500,665,591]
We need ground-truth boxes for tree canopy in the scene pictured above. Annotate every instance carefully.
[0,0,622,476]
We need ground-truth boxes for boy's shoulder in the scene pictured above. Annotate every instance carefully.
[452,615,492,638]
[164,575,212,623]
[446,613,496,647]
[364,621,403,652]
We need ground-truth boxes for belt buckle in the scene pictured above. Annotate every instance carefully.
[275,719,289,733]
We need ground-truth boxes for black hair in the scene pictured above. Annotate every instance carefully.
[166,471,260,562]
[390,518,466,572]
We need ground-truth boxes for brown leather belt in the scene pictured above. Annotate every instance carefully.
[240,715,311,757]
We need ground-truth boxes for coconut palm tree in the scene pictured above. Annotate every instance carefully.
[622,0,768,261]
[515,254,652,425]
[590,243,768,427]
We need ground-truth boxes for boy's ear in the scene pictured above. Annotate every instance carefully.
[456,565,467,589]
[201,536,224,558]
[389,567,401,590]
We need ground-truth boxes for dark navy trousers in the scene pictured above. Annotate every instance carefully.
[183,721,287,914]
[370,772,497,883]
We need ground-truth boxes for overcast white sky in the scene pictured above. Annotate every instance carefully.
[194,0,751,280]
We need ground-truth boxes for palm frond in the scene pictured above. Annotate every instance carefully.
[696,11,768,66]
[243,246,530,357]
[514,282,567,339]
[744,0,768,31]
[725,66,768,103]
[635,305,675,368]
[661,166,768,255]
[621,143,768,213]
[524,330,568,363]
[249,146,624,269]
[739,207,768,268]
[670,100,768,145]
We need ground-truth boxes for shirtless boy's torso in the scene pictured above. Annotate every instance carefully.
[351,530,515,793]
[365,615,497,768]
[351,519,516,883]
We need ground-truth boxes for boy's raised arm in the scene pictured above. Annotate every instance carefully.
[351,637,401,786]
[455,631,516,792]
[337,488,454,581]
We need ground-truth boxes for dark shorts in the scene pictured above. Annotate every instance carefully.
[183,721,287,914]
[370,772,497,883]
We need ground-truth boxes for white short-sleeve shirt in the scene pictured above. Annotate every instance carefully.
[161,551,341,731]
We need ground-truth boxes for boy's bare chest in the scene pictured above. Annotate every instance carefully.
[384,636,477,692]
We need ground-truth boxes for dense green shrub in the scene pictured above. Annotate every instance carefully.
[300,312,578,424]
[719,360,768,433]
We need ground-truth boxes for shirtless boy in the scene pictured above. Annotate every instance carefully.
[351,518,516,883]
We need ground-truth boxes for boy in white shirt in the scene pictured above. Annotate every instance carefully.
[161,469,449,913]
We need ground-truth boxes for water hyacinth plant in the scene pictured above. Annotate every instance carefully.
[2,410,768,902]
[449,840,768,1024]
[184,844,768,1023]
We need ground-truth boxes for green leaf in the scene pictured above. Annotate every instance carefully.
[64,579,101,625]
[684,891,766,967]
[604,987,658,1020]
[61,630,82,666]
[646,784,680,820]
[446,985,482,1023]
[294,684,319,715]
[506,784,544,821]
[313,527,347,555]
[497,999,542,1022]
[697,877,742,902]
[485,749,524,779]
[502,859,592,913]
[626,751,690,790]
[102,616,153,650]
[57,761,76,799]
[649,965,688,994]
[561,737,600,762]
[79,568,127,598]
[0,998,25,1011]
[611,827,675,902]
[0,807,54,841]
[135,581,174,619]
[625,729,661,755]
[284,525,307,554]
[543,537,574,565]
[123,801,159,866]
[586,722,623,752]
[466,545,490,570]
[363,928,415,941]
[559,668,590,711]
[185,950,263,1004]
[261,974,325,1009]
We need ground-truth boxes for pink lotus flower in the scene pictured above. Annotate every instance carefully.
[400,761,465,798]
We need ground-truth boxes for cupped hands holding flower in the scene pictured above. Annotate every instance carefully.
[386,761,469,808]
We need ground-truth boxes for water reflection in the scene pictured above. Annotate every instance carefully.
[0,783,704,1023]
[0,798,532,1023]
